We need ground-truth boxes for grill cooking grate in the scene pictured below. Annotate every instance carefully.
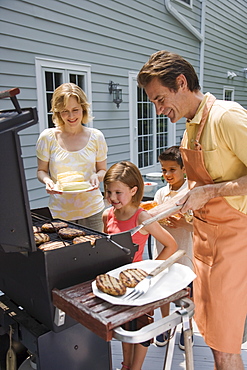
[32,213,104,248]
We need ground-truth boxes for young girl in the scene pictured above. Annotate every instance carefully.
[103,161,177,370]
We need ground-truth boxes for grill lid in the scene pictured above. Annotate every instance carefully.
[0,88,38,253]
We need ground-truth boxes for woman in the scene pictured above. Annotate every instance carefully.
[36,83,107,231]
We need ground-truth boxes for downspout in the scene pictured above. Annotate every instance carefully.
[164,0,206,91]
[198,0,206,91]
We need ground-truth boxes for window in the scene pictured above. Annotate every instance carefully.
[175,0,193,7]
[44,71,85,128]
[223,87,234,101]
[129,72,175,172]
[137,88,169,168]
[35,58,92,132]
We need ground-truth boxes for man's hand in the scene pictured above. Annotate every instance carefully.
[177,185,215,213]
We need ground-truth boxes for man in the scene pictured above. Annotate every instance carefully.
[137,50,247,370]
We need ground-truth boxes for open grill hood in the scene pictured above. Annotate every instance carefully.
[0,89,137,332]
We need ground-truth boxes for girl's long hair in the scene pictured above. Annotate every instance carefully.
[104,161,144,207]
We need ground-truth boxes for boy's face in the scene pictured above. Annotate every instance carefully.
[160,159,186,191]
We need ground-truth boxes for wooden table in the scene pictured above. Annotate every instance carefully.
[53,280,194,369]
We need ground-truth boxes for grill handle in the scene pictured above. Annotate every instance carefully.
[106,236,131,255]
[0,87,22,113]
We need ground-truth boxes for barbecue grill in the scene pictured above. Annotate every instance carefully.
[0,89,137,369]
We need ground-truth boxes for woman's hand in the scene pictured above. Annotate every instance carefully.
[89,160,107,189]
[44,179,62,194]
[37,158,62,194]
[89,173,100,189]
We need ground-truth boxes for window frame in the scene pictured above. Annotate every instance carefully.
[223,86,235,101]
[35,58,92,133]
[128,71,175,173]
[174,0,193,9]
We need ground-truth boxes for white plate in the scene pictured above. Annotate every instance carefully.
[146,172,162,179]
[54,183,95,194]
[92,260,196,306]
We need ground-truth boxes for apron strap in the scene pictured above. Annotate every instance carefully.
[194,94,216,150]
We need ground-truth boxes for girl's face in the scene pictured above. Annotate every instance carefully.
[105,181,137,209]
[59,96,83,128]
[160,159,186,190]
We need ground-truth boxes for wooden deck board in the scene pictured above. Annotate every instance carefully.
[111,317,247,369]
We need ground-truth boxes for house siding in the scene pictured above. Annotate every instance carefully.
[0,0,246,208]
[202,0,247,103]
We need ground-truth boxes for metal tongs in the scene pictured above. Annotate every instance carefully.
[124,204,182,236]
[124,249,186,301]
[105,204,181,254]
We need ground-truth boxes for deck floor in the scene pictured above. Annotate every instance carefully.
[111,241,247,370]
[111,313,247,370]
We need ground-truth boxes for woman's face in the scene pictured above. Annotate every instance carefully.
[105,181,137,209]
[59,96,83,128]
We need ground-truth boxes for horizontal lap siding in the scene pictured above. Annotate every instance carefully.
[203,0,247,106]
[1,0,204,208]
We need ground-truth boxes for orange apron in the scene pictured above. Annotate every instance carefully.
[180,94,247,354]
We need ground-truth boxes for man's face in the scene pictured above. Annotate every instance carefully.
[144,76,189,123]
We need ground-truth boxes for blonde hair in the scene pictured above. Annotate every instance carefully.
[51,83,93,128]
[104,161,144,207]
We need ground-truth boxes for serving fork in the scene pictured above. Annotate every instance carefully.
[124,249,186,301]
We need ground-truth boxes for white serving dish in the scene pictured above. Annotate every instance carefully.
[144,181,158,194]
[146,172,162,180]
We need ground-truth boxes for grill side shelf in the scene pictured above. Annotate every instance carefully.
[52,281,189,341]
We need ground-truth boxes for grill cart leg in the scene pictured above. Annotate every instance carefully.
[163,327,176,370]
[113,297,194,370]
[178,308,194,370]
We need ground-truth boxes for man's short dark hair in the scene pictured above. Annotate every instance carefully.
[138,50,200,92]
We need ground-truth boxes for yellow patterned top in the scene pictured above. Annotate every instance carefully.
[36,127,108,220]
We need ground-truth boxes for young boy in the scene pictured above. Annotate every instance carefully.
[153,146,193,350]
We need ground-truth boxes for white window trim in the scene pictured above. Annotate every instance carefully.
[35,58,93,132]
[128,71,138,164]
[223,86,235,101]
[174,0,193,9]
[128,71,175,172]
